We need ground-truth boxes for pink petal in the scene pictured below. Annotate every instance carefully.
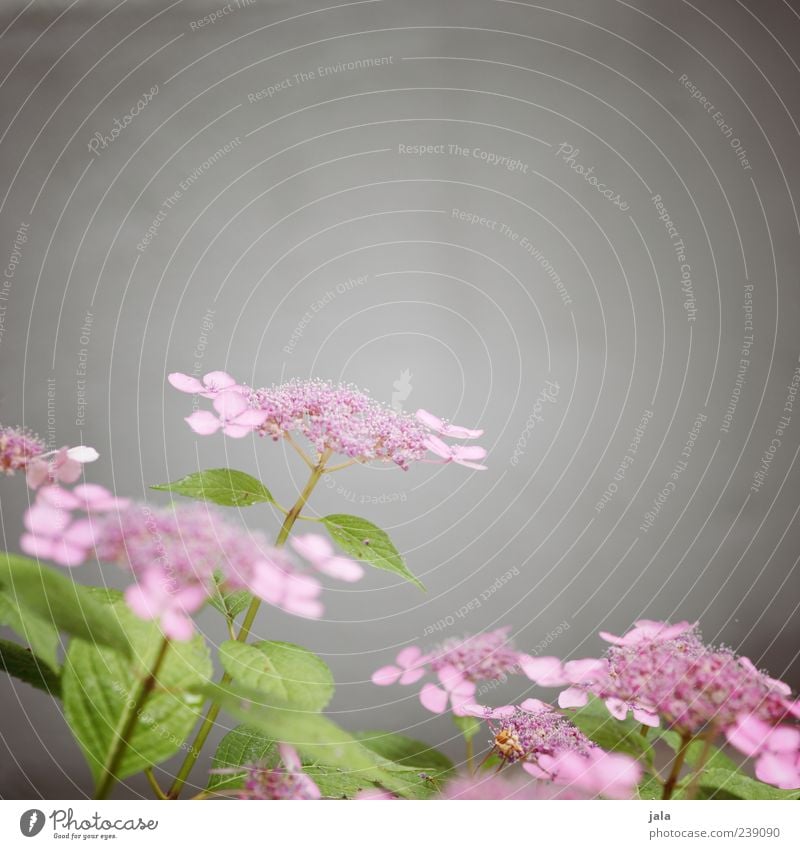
[398,666,425,685]
[49,539,89,567]
[316,556,364,582]
[520,698,552,714]
[420,683,449,714]
[416,409,484,439]
[185,410,221,435]
[632,707,660,727]
[558,687,589,709]
[232,409,269,427]
[283,597,324,618]
[25,459,49,489]
[222,423,256,438]
[291,534,335,564]
[437,664,467,691]
[726,715,772,756]
[125,583,161,620]
[519,655,567,686]
[372,665,403,686]
[396,646,424,668]
[55,457,83,484]
[278,743,302,772]
[160,608,196,641]
[755,753,800,790]
[563,658,607,683]
[38,485,80,510]
[203,371,237,392]
[20,534,56,561]
[605,698,629,721]
[168,372,206,393]
[453,458,488,470]
[24,503,70,536]
[451,445,487,461]
[213,390,249,419]
[66,445,99,463]
[423,434,452,459]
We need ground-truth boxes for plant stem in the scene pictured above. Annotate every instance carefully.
[95,637,171,800]
[661,733,692,800]
[684,730,715,800]
[166,454,330,800]
[145,768,167,799]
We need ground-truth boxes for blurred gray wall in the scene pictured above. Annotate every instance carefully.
[1,0,799,798]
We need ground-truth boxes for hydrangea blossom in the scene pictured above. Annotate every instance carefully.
[233,744,321,800]
[171,374,487,471]
[726,715,800,790]
[525,620,799,735]
[0,424,98,489]
[463,700,641,798]
[21,486,361,639]
[371,627,527,715]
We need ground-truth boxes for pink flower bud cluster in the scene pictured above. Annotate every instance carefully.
[1,424,98,488]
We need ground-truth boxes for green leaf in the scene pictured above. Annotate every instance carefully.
[636,775,664,800]
[208,726,277,792]
[62,596,211,786]
[0,638,61,695]
[0,587,60,669]
[698,768,800,801]
[0,553,131,656]
[356,730,454,776]
[657,730,738,773]
[207,725,384,799]
[208,573,251,620]
[218,640,334,711]
[152,468,274,507]
[321,514,423,590]
[452,714,482,742]
[196,682,424,798]
[565,697,652,761]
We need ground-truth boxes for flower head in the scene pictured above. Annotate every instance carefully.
[23,486,361,638]
[236,744,321,800]
[0,424,98,488]
[371,628,527,715]
[168,370,243,398]
[525,621,797,735]
[173,375,487,471]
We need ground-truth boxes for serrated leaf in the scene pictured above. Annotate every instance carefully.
[0,553,131,656]
[62,596,211,787]
[0,588,60,669]
[698,767,800,800]
[322,514,423,590]
[565,697,652,761]
[452,714,482,742]
[636,775,664,800]
[152,468,273,507]
[218,640,334,711]
[208,726,278,792]
[195,682,424,798]
[0,638,61,695]
[208,573,251,620]
[356,730,454,776]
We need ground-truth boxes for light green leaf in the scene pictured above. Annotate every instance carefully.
[657,729,738,773]
[0,553,131,656]
[152,468,274,507]
[62,596,211,786]
[0,638,61,695]
[0,588,60,669]
[636,775,664,800]
[208,573,252,620]
[218,641,334,711]
[452,714,482,742]
[356,730,454,776]
[208,726,277,792]
[565,697,652,761]
[321,514,423,590]
[698,768,800,801]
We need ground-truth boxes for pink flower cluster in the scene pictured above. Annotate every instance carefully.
[0,424,98,488]
[525,620,798,735]
[233,744,320,800]
[371,627,526,715]
[21,485,362,640]
[170,372,487,470]
[463,700,642,798]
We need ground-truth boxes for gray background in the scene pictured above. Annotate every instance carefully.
[1,0,799,798]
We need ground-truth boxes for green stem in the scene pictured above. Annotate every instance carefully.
[145,768,167,799]
[662,733,692,800]
[95,637,171,800]
[684,731,715,800]
[166,454,330,800]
